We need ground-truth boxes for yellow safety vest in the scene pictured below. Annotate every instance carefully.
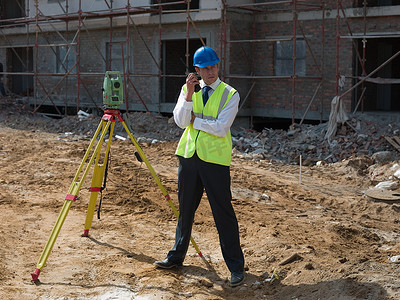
[176,82,237,166]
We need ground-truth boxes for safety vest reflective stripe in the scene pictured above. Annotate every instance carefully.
[218,85,234,116]
[183,127,191,158]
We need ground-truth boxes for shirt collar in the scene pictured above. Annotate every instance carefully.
[201,78,221,90]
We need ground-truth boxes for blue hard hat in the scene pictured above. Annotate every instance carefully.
[193,46,220,68]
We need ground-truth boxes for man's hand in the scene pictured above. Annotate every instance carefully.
[190,111,195,124]
[185,73,200,102]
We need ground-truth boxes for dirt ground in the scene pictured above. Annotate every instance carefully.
[1,107,400,299]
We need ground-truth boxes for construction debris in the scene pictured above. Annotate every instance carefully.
[231,114,400,165]
[374,181,399,190]
[278,253,302,266]
[385,136,400,153]
[389,255,400,263]
[1,97,399,165]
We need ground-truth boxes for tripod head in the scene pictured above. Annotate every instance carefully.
[103,71,123,109]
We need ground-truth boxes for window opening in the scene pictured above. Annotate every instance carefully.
[55,46,76,74]
[274,40,306,76]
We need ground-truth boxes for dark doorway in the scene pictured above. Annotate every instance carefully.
[161,39,204,103]
[354,0,400,7]
[1,0,26,19]
[7,47,33,96]
[354,38,400,111]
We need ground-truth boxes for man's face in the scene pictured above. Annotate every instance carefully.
[195,64,219,85]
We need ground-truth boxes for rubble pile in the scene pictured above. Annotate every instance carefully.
[231,115,400,165]
[1,97,399,165]
[54,111,184,143]
[0,97,183,142]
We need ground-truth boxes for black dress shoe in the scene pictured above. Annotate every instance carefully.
[154,258,182,269]
[230,271,245,287]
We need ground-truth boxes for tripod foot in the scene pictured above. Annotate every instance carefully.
[82,229,90,237]
[31,268,41,282]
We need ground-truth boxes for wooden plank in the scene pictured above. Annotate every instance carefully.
[384,136,400,152]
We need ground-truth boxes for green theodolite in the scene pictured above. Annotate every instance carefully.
[102,71,123,109]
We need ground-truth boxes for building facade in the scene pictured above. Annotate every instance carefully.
[0,0,399,124]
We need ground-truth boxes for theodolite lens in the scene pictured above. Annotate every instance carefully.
[114,82,121,88]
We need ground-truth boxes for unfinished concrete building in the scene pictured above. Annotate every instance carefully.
[0,0,399,127]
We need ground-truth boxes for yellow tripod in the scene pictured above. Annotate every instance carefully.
[31,109,204,282]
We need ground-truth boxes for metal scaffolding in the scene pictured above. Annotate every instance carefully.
[336,0,400,114]
[221,0,325,124]
[0,0,203,115]
[0,0,398,122]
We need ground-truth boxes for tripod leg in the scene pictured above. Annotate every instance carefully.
[83,121,115,237]
[120,121,169,196]
[31,199,74,282]
[31,120,112,282]
[120,120,204,258]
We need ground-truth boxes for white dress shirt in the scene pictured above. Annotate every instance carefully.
[173,78,239,137]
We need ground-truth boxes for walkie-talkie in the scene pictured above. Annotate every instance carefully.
[180,57,201,93]
[195,74,201,92]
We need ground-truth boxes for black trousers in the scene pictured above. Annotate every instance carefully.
[167,153,244,273]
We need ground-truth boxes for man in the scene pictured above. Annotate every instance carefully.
[154,46,245,287]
